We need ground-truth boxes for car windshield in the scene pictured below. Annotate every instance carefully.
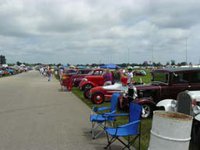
[64,69,77,74]
[88,70,94,75]
[87,70,104,75]
[152,72,169,84]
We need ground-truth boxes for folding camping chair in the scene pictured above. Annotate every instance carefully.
[104,102,142,150]
[90,92,120,139]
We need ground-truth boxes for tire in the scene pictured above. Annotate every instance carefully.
[141,104,153,118]
[83,84,93,91]
[91,92,104,104]
[84,88,90,99]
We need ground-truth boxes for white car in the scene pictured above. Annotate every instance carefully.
[156,90,200,119]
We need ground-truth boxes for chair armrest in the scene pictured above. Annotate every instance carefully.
[103,113,128,118]
[92,106,110,112]
[112,120,141,135]
[119,120,140,128]
[102,110,116,117]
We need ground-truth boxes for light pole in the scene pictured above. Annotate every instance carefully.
[128,48,130,64]
[152,45,154,66]
[185,38,188,64]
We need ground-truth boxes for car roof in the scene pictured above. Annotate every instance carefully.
[153,67,200,73]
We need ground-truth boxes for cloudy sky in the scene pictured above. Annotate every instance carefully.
[0,0,200,64]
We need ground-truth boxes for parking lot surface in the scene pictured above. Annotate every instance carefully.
[0,71,123,150]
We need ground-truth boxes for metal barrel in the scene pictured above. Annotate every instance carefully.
[148,111,193,150]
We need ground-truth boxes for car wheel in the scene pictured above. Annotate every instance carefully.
[141,104,153,118]
[84,88,90,99]
[92,92,104,104]
[83,84,93,91]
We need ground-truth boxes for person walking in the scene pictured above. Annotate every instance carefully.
[59,67,65,90]
[39,67,44,76]
[47,67,52,81]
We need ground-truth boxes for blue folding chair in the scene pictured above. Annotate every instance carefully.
[90,92,120,139]
[104,102,142,150]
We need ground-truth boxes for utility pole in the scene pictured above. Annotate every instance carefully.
[186,38,188,64]
[152,45,154,66]
[128,48,130,64]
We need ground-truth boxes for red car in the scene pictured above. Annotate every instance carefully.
[79,69,105,91]
[60,69,78,91]
[88,75,137,104]
[89,83,128,104]
[71,69,92,87]
[61,69,93,91]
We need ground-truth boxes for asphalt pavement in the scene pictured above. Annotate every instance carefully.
[0,70,124,150]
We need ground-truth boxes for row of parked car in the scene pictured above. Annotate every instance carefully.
[60,69,107,90]
[60,67,200,119]
[0,65,33,77]
[60,68,127,99]
[0,67,12,76]
[59,66,200,148]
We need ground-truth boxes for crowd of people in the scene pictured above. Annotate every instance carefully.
[39,66,53,81]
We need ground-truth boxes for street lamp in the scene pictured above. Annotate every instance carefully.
[185,38,188,64]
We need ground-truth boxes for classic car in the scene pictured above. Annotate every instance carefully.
[6,67,16,75]
[60,69,78,90]
[156,90,200,116]
[119,67,200,118]
[86,75,132,104]
[157,90,200,148]
[71,69,92,87]
[60,69,94,90]
[79,69,105,91]
[88,83,128,104]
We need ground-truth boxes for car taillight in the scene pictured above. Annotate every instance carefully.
[192,99,197,107]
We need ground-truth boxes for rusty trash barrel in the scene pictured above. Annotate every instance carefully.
[148,111,193,150]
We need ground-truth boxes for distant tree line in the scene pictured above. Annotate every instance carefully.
[79,61,191,68]
[13,60,192,68]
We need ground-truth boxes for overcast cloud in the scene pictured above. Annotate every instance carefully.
[0,0,200,64]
